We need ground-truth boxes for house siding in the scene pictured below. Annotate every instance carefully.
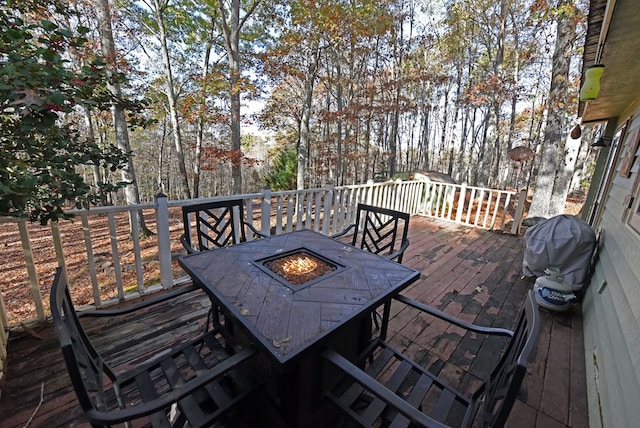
[583,111,640,428]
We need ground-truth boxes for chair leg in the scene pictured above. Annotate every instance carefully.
[372,310,381,331]
[205,307,213,333]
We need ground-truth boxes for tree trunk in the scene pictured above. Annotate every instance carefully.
[297,45,320,190]
[217,0,262,194]
[96,0,151,235]
[335,63,344,185]
[528,3,576,218]
[549,131,581,216]
[193,25,214,199]
[152,0,190,200]
[569,126,593,194]
[82,106,105,205]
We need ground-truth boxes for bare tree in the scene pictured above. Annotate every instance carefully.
[217,0,262,194]
[298,44,321,190]
[146,0,191,199]
[528,2,578,217]
[95,0,152,235]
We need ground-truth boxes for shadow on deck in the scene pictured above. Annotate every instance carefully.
[0,216,588,427]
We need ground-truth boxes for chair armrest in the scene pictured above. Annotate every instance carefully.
[394,294,514,337]
[180,234,197,254]
[385,238,410,262]
[78,284,201,318]
[86,346,260,426]
[243,221,269,239]
[322,349,449,428]
[330,223,356,239]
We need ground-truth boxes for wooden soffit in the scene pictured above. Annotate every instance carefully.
[579,0,640,124]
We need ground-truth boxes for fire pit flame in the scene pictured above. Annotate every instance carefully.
[260,249,339,288]
[281,255,318,275]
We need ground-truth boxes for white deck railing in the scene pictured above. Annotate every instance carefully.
[0,181,525,336]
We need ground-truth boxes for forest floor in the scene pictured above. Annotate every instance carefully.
[565,192,586,216]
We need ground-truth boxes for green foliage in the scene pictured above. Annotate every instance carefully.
[0,5,130,224]
[264,147,297,191]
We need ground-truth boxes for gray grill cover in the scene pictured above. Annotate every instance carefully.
[523,215,596,291]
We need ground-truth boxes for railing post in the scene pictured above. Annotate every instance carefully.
[155,193,173,289]
[511,190,528,234]
[323,186,334,235]
[261,188,272,235]
[456,184,467,223]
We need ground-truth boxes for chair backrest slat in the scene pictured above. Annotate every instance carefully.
[351,204,410,262]
[182,199,246,252]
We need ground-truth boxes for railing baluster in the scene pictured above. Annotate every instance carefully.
[305,191,312,230]
[155,193,173,289]
[475,190,485,225]
[313,191,321,232]
[81,214,101,305]
[50,221,66,270]
[18,220,44,320]
[456,184,466,223]
[108,212,124,300]
[490,192,502,229]
[286,195,294,233]
[130,210,144,291]
[427,183,436,214]
[466,189,476,224]
[295,193,303,230]
[483,192,493,228]
[323,186,333,235]
[276,194,284,235]
[499,192,511,230]
[261,188,271,236]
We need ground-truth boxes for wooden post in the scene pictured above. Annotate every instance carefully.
[511,189,528,234]
[323,186,334,235]
[130,210,144,292]
[155,193,173,289]
[107,212,124,300]
[19,221,44,320]
[81,214,101,305]
[261,188,272,236]
[456,184,467,223]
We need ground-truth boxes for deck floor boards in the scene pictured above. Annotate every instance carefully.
[0,216,589,427]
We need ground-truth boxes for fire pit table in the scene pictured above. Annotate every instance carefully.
[179,229,420,426]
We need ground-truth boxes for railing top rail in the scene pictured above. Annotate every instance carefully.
[268,188,328,197]
[166,192,265,208]
[416,180,519,193]
[0,183,520,224]
[0,202,160,223]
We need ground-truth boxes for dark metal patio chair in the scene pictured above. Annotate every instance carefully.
[50,267,264,428]
[180,199,269,336]
[331,203,410,263]
[332,203,411,330]
[322,290,540,428]
[180,198,268,254]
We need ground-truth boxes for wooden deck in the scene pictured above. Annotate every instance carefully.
[0,216,588,427]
